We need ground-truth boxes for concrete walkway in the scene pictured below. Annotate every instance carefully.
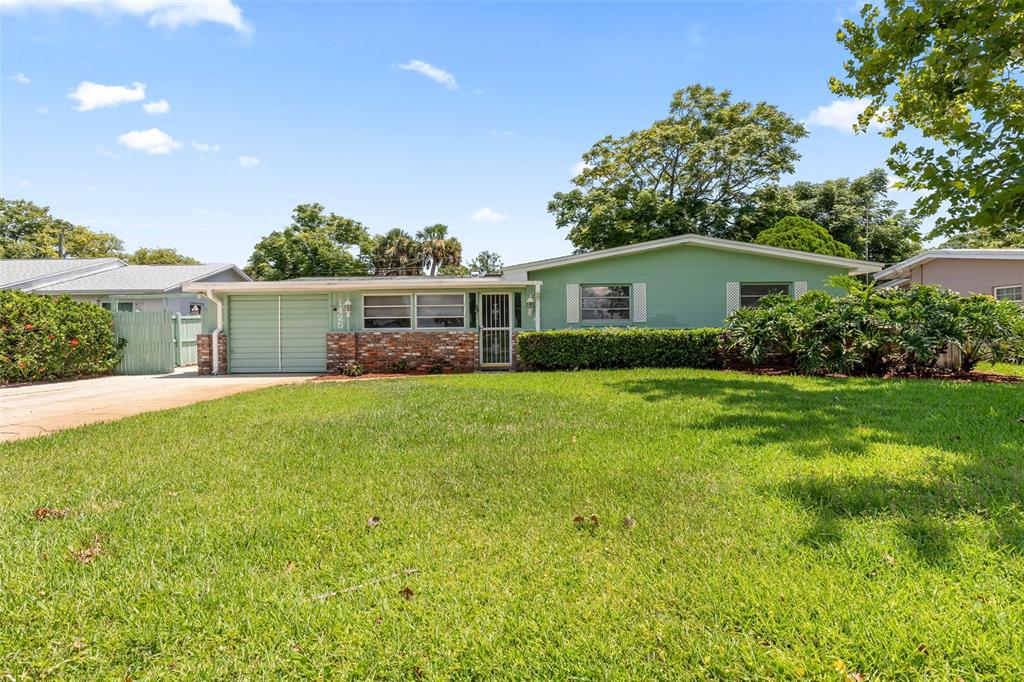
[0,369,311,443]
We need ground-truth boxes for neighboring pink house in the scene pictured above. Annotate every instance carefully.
[874,249,1024,302]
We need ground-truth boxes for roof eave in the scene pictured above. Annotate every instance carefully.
[503,234,882,276]
[182,278,542,294]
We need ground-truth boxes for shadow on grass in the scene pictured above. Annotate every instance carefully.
[608,373,1024,560]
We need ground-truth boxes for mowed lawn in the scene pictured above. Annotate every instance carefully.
[2,370,1024,679]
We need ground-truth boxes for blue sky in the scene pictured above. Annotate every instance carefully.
[1,0,919,267]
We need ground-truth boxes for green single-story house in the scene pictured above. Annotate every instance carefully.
[184,234,881,375]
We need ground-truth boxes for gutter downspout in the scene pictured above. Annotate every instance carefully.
[207,288,225,375]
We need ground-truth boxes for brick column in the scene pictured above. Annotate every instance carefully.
[197,334,228,375]
[326,332,357,373]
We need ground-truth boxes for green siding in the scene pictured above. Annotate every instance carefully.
[228,294,330,373]
[528,243,850,329]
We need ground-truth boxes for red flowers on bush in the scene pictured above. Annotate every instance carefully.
[1,292,123,384]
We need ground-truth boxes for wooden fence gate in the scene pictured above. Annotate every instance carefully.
[112,311,203,374]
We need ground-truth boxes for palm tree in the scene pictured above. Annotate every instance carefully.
[369,228,420,276]
[416,224,463,277]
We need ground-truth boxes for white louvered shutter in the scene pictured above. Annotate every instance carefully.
[632,283,647,323]
[725,282,740,316]
[794,281,808,297]
[566,283,580,323]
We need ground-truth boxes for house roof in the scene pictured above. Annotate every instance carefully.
[183,276,540,294]
[501,234,883,278]
[0,258,124,290]
[875,249,1024,281]
[35,264,249,294]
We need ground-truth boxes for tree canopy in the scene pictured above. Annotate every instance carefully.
[831,0,1024,245]
[245,203,371,280]
[548,84,807,252]
[126,248,201,265]
[466,250,503,275]
[415,224,462,277]
[1,198,205,263]
[740,169,922,263]
[754,216,857,258]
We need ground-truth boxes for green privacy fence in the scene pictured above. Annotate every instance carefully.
[111,311,203,374]
[174,314,203,366]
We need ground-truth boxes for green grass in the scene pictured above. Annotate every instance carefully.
[976,360,1024,377]
[2,369,1024,679]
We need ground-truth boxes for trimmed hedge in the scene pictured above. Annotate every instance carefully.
[1,291,123,384]
[516,327,725,370]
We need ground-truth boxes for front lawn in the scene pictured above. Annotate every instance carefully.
[2,370,1023,678]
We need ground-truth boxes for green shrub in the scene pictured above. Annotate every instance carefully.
[725,278,1024,376]
[0,291,123,384]
[516,327,725,371]
[340,360,365,377]
[754,216,857,258]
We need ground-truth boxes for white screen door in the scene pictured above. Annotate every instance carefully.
[479,293,511,367]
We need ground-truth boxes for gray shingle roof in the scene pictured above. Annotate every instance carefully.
[0,258,123,289]
[35,264,243,293]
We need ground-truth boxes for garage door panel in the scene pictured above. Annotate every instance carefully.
[228,294,328,373]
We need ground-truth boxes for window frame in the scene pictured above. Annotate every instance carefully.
[739,282,792,308]
[360,292,469,330]
[116,301,136,313]
[414,292,466,329]
[993,284,1024,302]
[579,284,632,322]
[362,293,413,329]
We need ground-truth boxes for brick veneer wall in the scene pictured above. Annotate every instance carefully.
[327,331,479,373]
[197,333,228,375]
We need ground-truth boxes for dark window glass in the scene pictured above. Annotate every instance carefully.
[582,308,631,320]
[364,317,412,329]
[740,283,790,308]
[417,317,465,328]
[468,294,477,328]
[514,292,522,328]
[580,284,630,320]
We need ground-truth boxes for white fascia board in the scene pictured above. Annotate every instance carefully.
[502,234,882,277]
[182,278,541,294]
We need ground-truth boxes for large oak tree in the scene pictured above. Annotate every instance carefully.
[548,84,807,251]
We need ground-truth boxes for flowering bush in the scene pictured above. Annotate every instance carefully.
[1,291,124,384]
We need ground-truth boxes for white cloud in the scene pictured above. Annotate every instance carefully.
[70,81,145,111]
[238,155,260,168]
[10,72,30,84]
[192,141,220,152]
[96,145,121,159]
[143,99,169,114]
[471,207,508,224]
[19,180,30,187]
[571,160,592,177]
[488,130,515,137]
[0,0,250,34]
[804,98,885,134]
[37,105,48,114]
[117,128,183,154]
[397,59,458,90]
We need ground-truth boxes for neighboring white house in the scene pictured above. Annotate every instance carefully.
[0,258,250,315]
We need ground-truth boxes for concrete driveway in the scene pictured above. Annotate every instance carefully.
[0,369,312,443]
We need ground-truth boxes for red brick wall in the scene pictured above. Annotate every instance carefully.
[327,331,478,373]
[197,333,228,375]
